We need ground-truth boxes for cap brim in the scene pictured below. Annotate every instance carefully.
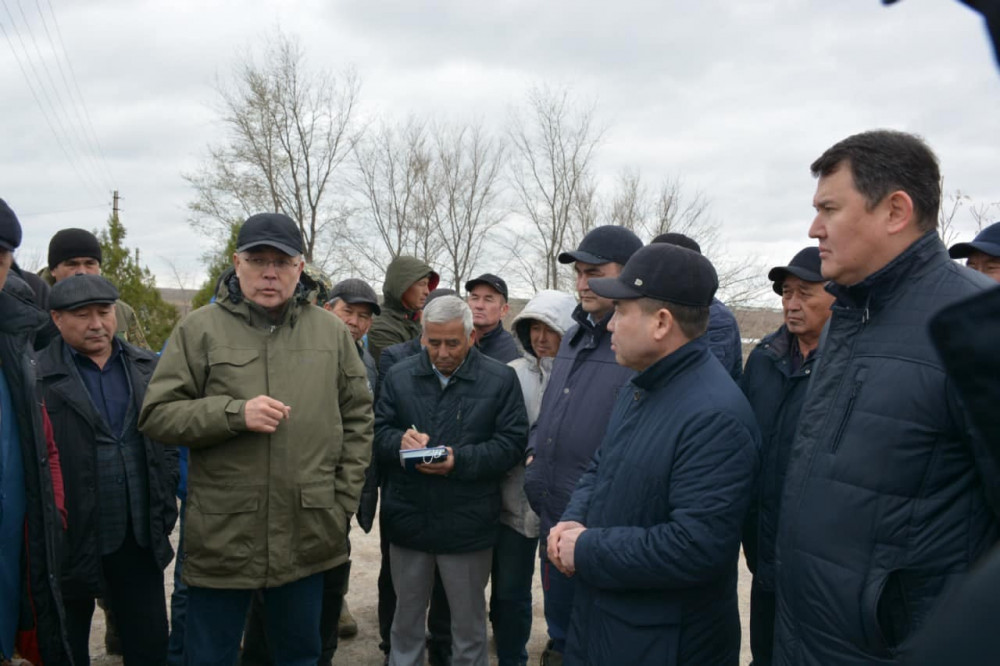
[768,266,825,295]
[339,296,381,316]
[236,241,301,256]
[949,240,1000,259]
[0,239,16,252]
[558,249,608,265]
[588,276,644,300]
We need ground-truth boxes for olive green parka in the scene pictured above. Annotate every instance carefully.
[366,256,438,365]
[138,272,373,589]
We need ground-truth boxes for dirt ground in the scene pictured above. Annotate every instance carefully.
[88,516,753,665]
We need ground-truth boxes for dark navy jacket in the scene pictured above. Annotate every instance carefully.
[708,298,743,382]
[375,347,528,553]
[560,336,760,666]
[774,233,1000,665]
[739,325,817,591]
[475,321,521,364]
[523,306,635,541]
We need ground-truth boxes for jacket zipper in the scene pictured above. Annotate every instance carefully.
[831,372,865,453]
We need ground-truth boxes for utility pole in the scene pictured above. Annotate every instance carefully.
[112,189,120,218]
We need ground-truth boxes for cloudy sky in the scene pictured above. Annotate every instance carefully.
[2,0,998,300]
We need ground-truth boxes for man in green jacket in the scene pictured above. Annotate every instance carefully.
[138,213,373,666]
[367,255,439,366]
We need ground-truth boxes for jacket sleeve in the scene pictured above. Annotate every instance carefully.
[573,413,759,590]
[450,370,528,481]
[559,448,602,525]
[373,366,408,468]
[138,319,245,448]
[333,325,374,516]
[738,360,760,575]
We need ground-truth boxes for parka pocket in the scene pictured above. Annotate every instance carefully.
[206,348,261,397]
[862,567,910,657]
[185,486,260,577]
[295,482,348,566]
[831,367,867,453]
[589,593,681,665]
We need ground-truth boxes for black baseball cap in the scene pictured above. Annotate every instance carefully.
[49,274,119,311]
[329,278,381,315]
[558,225,643,266]
[949,222,1000,259]
[588,243,718,307]
[237,213,303,256]
[768,247,825,295]
[651,232,701,255]
[0,199,22,251]
[464,273,508,300]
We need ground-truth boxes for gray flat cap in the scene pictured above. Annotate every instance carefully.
[49,274,119,311]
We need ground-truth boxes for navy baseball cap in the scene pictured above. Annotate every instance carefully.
[237,213,304,256]
[588,243,718,307]
[465,273,508,300]
[949,222,1000,259]
[558,225,643,266]
[768,247,825,295]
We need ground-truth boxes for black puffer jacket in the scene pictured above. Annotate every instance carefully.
[39,338,179,600]
[374,347,528,553]
[0,275,71,665]
[739,325,817,590]
[774,233,1000,665]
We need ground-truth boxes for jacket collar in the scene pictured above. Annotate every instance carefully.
[632,336,709,391]
[414,344,482,383]
[214,268,303,330]
[477,321,506,345]
[569,304,613,346]
[826,231,946,312]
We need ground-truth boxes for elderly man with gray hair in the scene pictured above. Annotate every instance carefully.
[374,295,529,666]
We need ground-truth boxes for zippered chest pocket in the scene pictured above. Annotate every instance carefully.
[831,367,868,454]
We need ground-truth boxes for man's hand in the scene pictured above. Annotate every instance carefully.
[555,527,587,575]
[401,428,431,450]
[245,395,291,433]
[417,446,455,476]
[547,520,585,572]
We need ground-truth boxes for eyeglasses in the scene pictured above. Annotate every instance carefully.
[241,256,300,272]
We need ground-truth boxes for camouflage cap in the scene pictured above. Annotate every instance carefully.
[300,263,333,305]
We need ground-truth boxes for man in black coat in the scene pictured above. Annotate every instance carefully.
[740,246,833,666]
[547,243,759,665]
[41,274,179,666]
[0,199,72,665]
[774,130,1000,665]
[465,273,520,364]
[375,295,528,666]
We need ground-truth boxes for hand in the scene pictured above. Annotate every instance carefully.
[244,395,291,433]
[401,428,431,450]
[547,520,584,571]
[555,527,586,575]
[417,446,455,476]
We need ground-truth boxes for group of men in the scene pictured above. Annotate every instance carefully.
[1,126,999,666]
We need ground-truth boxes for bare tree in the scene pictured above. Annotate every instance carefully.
[969,200,1000,233]
[939,189,969,247]
[185,31,361,265]
[507,85,604,290]
[349,118,441,279]
[428,122,507,290]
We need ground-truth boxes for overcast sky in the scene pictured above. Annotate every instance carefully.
[2,0,998,300]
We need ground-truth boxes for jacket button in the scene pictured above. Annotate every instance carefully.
[563,388,570,395]
[805,369,811,375]
[634,391,640,401]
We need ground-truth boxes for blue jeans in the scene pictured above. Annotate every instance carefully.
[167,500,187,666]
[539,548,575,654]
[184,572,324,666]
[490,525,537,666]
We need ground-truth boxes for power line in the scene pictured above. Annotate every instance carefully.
[9,0,110,193]
[0,17,105,199]
[39,0,116,187]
